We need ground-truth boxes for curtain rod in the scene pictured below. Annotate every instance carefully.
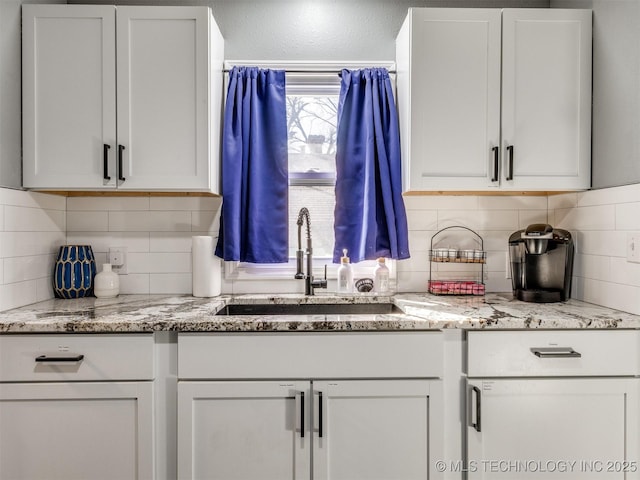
[222,68,397,74]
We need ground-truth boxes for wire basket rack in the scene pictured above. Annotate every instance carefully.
[428,226,486,296]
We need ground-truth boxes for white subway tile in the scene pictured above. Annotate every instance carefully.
[406,210,438,231]
[408,231,434,253]
[479,230,514,251]
[4,254,55,284]
[67,211,109,232]
[397,271,429,293]
[0,281,38,312]
[574,230,627,257]
[192,211,220,233]
[573,254,611,282]
[438,209,519,231]
[518,210,548,229]
[553,204,616,231]
[485,272,512,293]
[128,252,191,274]
[478,195,547,210]
[118,274,150,294]
[577,183,640,207]
[609,257,640,287]
[615,202,640,230]
[5,206,65,232]
[548,192,578,210]
[66,232,150,254]
[0,259,4,284]
[109,211,191,232]
[485,251,507,273]
[67,196,150,211]
[35,277,55,302]
[0,189,65,210]
[580,278,640,315]
[397,251,430,273]
[150,273,192,294]
[150,196,221,211]
[0,231,66,258]
[151,232,203,253]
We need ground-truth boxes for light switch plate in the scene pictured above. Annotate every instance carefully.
[628,233,639,264]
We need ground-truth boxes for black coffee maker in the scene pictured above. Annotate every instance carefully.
[509,224,574,303]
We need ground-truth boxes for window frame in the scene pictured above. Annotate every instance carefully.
[221,61,396,281]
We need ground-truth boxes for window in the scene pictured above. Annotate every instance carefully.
[223,63,395,280]
[286,72,341,260]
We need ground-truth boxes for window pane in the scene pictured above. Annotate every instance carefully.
[287,95,338,176]
[288,186,335,259]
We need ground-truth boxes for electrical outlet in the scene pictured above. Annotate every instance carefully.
[109,247,128,274]
[628,233,640,264]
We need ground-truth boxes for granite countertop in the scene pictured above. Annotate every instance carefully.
[0,292,639,333]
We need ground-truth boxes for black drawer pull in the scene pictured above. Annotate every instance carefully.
[531,347,581,358]
[35,354,85,363]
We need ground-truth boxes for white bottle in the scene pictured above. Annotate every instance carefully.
[94,263,120,298]
[336,249,353,294]
[373,257,390,294]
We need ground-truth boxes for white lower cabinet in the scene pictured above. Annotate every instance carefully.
[0,334,155,480]
[177,332,444,480]
[466,331,640,480]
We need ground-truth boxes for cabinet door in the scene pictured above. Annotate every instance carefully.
[467,379,640,479]
[0,381,153,480]
[177,381,311,480]
[501,9,592,190]
[398,8,502,191]
[313,379,442,480]
[116,7,212,191]
[22,5,117,189]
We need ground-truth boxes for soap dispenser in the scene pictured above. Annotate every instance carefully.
[373,257,390,294]
[337,249,353,293]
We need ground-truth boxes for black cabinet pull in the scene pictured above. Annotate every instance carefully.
[318,391,323,438]
[103,144,111,181]
[506,145,514,181]
[118,145,126,182]
[300,391,305,438]
[470,385,481,432]
[491,146,499,182]
[35,354,84,363]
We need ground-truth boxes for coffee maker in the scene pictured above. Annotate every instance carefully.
[509,223,574,302]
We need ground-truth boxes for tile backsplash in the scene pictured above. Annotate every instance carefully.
[0,188,65,311]
[0,185,638,314]
[550,183,640,315]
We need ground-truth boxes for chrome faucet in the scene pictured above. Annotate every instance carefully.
[295,207,327,295]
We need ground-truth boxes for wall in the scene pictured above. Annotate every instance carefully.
[552,0,640,188]
[71,0,549,61]
[550,184,640,315]
[0,188,66,311]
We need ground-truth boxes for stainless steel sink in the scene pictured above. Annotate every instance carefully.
[215,303,401,316]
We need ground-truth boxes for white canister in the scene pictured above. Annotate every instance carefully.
[94,263,120,298]
[192,236,221,297]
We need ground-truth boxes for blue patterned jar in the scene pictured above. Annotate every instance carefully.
[53,245,97,299]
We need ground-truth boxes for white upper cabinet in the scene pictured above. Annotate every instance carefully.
[396,8,592,192]
[501,9,592,190]
[22,5,223,192]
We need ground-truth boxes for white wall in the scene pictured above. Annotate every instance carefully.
[552,0,640,188]
[550,184,640,315]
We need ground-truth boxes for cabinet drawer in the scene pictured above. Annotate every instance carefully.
[178,331,443,379]
[467,330,639,377]
[0,334,154,381]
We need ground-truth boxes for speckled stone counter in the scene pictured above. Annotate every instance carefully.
[0,292,638,333]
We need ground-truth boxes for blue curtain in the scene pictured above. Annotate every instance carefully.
[333,68,410,263]
[215,67,289,263]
